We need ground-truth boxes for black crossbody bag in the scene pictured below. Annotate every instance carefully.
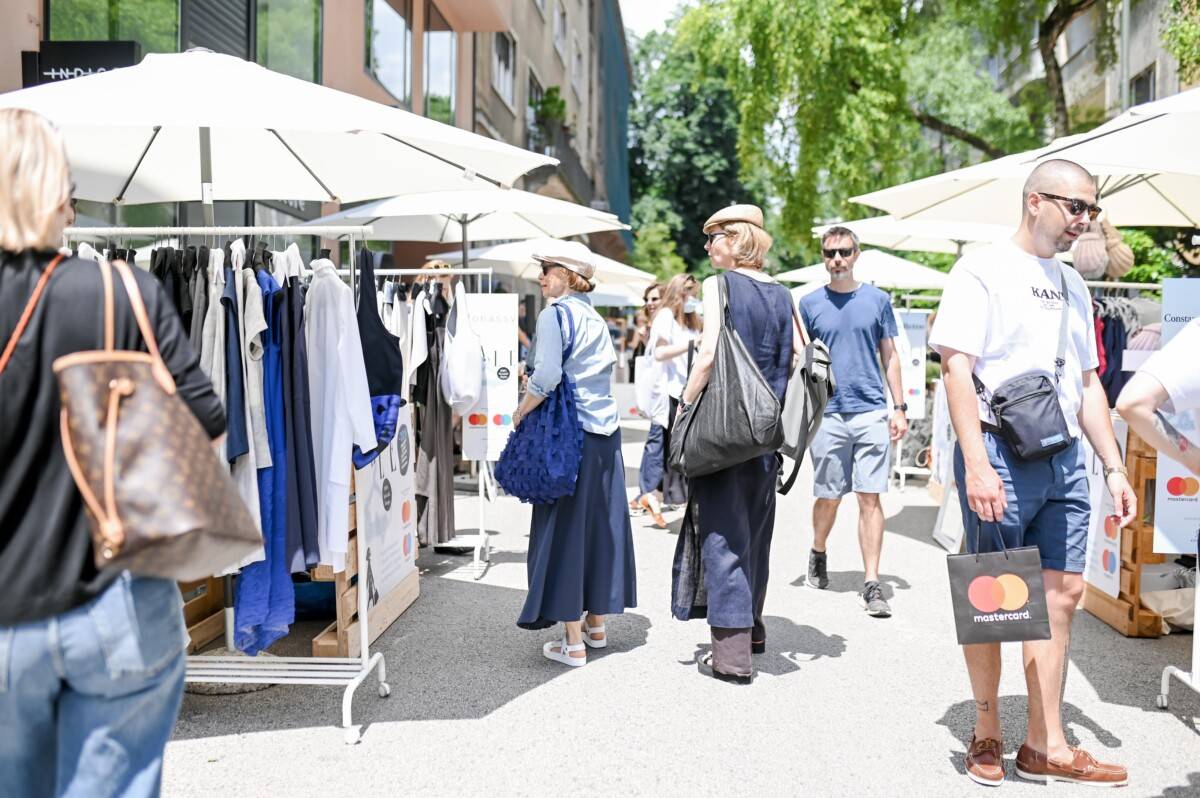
[973,267,1074,461]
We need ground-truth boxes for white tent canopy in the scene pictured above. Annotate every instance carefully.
[813,216,1012,255]
[436,238,656,288]
[303,188,627,242]
[776,249,949,290]
[0,51,554,205]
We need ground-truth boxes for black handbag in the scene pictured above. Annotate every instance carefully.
[946,513,1052,645]
[973,267,1073,461]
[668,274,783,478]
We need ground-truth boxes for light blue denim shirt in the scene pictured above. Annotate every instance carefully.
[527,293,619,435]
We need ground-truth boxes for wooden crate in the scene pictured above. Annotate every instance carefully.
[1082,584,1163,638]
[179,576,225,653]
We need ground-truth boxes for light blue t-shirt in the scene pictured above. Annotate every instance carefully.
[799,284,897,415]
[527,294,619,435]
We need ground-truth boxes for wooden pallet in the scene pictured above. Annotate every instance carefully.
[179,576,225,653]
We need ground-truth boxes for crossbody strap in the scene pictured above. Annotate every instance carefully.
[0,254,66,376]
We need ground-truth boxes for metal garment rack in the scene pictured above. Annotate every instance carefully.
[328,264,499,579]
[64,225,389,744]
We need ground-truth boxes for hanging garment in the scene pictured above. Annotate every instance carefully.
[199,248,229,460]
[1128,322,1162,351]
[440,283,485,415]
[241,265,272,470]
[306,259,378,572]
[228,240,265,550]
[234,269,294,655]
[190,245,209,349]
[1099,313,1130,407]
[1095,315,1107,378]
[352,248,407,468]
[406,286,430,403]
[415,310,456,546]
[280,273,322,572]
[271,242,304,288]
[222,252,250,463]
[179,246,197,332]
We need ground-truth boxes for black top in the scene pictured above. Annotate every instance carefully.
[0,250,225,624]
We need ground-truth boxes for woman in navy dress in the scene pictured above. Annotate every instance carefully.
[671,204,802,683]
[514,241,637,667]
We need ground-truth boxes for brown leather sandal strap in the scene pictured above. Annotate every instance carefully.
[0,253,65,376]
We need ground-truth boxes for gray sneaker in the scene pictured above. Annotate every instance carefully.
[860,581,892,617]
[806,549,829,590]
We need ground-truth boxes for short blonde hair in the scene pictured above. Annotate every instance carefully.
[0,109,72,251]
[723,221,773,269]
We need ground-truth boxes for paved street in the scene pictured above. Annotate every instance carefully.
[166,422,1200,796]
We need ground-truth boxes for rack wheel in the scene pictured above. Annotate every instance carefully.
[343,727,361,745]
[1156,694,1169,709]
[378,682,392,698]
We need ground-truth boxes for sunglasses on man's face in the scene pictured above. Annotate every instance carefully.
[1037,192,1102,221]
[823,247,856,259]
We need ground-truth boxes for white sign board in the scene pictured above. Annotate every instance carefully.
[462,294,519,462]
[355,404,418,606]
[1153,278,1200,554]
[897,310,930,420]
[930,378,954,487]
[1083,418,1127,598]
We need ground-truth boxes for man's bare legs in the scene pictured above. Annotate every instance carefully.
[812,497,840,553]
[856,492,884,583]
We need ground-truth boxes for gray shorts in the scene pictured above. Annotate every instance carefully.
[809,409,891,498]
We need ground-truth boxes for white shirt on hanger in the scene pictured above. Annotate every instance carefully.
[305,258,378,573]
[271,242,305,287]
[405,286,430,402]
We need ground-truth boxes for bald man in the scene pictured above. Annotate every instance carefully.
[930,159,1135,788]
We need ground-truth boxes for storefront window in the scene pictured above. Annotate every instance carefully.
[424,1,455,124]
[366,0,411,106]
[49,0,179,55]
[257,0,321,83]
[492,32,516,108]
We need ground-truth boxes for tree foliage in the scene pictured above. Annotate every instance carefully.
[628,195,688,280]
[1164,0,1200,84]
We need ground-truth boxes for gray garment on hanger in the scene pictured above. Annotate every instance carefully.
[415,326,456,545]
[190,256,209,349]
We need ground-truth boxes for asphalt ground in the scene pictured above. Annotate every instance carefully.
[165,422,1200,796]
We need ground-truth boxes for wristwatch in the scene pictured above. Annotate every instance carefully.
[1103,464,1128,478]
[894,403,908,412]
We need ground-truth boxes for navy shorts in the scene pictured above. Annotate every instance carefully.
[953,433,1090,573]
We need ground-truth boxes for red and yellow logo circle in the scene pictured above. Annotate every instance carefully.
[967,574,1030,613]
[1167,476,1199,497]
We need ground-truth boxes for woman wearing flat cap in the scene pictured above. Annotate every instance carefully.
[671,204,803,683]
[514,240,637,667]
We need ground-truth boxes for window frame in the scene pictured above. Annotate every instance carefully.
[364,0,413,107]
[553,1,567,63]
[571,33,584,99]
[532,0,547,20]
[1129,64,1156,107]
[423,0,456,123]
[491,30,518,114]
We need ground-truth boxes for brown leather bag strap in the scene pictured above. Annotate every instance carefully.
[0,253,66,376]
[98,257,115,351]
[109,259,177,394]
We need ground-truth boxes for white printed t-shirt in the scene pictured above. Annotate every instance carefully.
[929,241,1099,438]
[1139,317,1200,444]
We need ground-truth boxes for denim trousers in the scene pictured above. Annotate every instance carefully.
[0,573,188,798]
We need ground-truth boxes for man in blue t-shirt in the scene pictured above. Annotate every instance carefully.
[799,227,907,618]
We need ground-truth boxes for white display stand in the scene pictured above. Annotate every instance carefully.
[64,225,390,744]
[892,309,931,489]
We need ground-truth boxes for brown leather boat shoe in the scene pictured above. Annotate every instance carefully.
[965,736,1005,786]
[1015,744,1128,787]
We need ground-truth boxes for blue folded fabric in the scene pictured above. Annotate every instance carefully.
[353,394,403,468]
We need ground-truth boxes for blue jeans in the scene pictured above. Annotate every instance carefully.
[0,573,188,798]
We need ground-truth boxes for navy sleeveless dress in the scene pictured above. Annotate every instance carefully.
[671,272,793,635]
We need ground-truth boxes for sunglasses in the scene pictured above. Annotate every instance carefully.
[706,231,727,245]
[822,247,856,259]
[1037,192,1102,221]
[540,263,562,276]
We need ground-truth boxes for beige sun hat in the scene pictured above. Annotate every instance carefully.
[702,203,765,233]
[531,239,596,288]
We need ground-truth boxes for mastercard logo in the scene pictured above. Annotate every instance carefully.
[1103,514,1120,541]
[493,414,512,425]
[1102,549,1117,574]
[1167,476,1200,497]
[967,573,1030,613]
[467,413,488,426]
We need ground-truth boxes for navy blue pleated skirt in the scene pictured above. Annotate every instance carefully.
[518,430,638,630]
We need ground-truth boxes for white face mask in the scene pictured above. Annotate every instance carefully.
[683,297,702,314]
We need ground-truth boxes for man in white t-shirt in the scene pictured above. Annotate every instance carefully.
[1118,317,1200,480]
[929,159,1136,789]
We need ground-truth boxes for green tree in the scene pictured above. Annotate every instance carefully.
[629,27,760,269]
[629,194,688,280]
[1164,0,1200,84]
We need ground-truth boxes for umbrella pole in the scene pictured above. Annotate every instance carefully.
[199,127,215,227]
[461,217,470,289]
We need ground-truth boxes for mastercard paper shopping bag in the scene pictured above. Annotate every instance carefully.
[947,515,1051,645]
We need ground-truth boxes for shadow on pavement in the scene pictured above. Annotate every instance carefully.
[937,696,1124,784]
[789,570,911,599]
[676,615,847,681]
[885,504,944,550]
[1150,772,1200,797]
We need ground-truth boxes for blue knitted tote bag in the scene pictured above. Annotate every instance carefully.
[495,302,584,504]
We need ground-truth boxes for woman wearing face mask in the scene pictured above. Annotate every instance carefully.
[627,284,661,514]
[635,274,702,527]
[513,240,637,667]
[672,205,803,684]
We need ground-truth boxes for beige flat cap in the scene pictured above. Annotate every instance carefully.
[532,239,596,287]
[703,203,765,233]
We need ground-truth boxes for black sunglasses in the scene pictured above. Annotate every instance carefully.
[706,231,727,245]
[822,247,856,259]
[540,263,563,276]
[1037,192,1102,221]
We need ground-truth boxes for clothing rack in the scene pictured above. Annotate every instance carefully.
[62,225,387,744]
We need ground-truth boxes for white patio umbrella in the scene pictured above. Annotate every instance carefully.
[0,50,554,216]
[437,237,656,289]
[776,249,949,290]
[813,216,1012,256]
[303,187,628,266]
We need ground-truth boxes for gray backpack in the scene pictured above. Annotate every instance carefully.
[778,303,835,495]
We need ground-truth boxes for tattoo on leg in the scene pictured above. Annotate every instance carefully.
[976,700,990,713]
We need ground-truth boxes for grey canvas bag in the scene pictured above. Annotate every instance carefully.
[777,302,836,495]
[668,274,783,479]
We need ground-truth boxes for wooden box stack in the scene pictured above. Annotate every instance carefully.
[1082,429,1166,637]
[180,576,225,652]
